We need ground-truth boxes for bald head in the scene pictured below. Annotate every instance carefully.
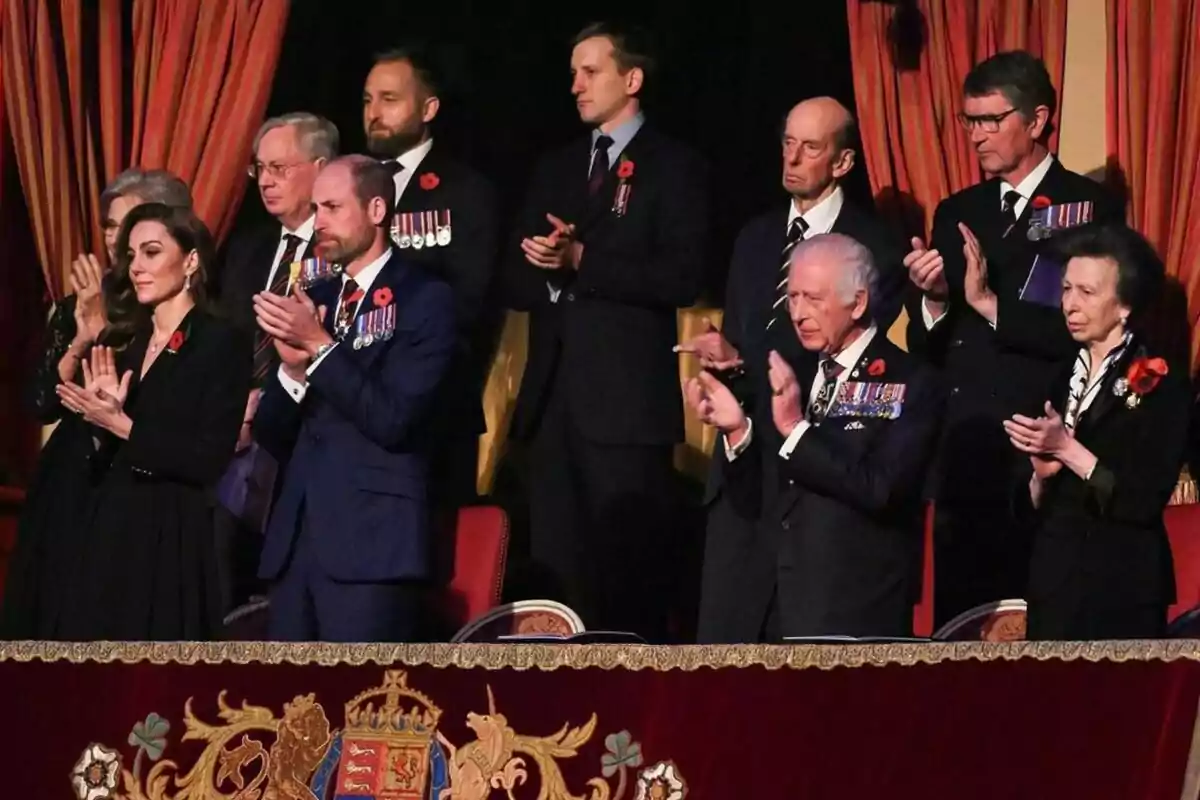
[781,97,857,203]
[786,233,875,354]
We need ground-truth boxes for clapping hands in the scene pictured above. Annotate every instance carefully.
[56,345,133,438]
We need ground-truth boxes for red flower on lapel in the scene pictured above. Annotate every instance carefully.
[166,330,185,354]
[419,172,440,191]
[617,159,635,179]
[1032,195,1052,209]
[1127,356,1169,396]
[373,286,393,308]
[867,358,886,377]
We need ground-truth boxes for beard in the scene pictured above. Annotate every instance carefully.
[315,231,372,265]
[365,125,424,159]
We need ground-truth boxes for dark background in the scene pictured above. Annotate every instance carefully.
[229,0,867,304]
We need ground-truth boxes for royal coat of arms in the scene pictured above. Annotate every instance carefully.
[70,670,687,800]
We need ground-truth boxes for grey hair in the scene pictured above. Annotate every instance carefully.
[100,167,192,217]
[252,112,340,161]
[790,232,878,306]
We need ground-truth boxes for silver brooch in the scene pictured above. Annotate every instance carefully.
[1112,377,1129,397]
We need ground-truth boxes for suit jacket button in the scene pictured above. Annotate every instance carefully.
[566,292,575,302]
[951,339,963,347]
[781,520,791,530]
[951,387,960,395]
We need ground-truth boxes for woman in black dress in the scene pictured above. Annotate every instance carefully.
[19,203,249,640]
[1,170,192,638]
[1004,224,1189,640]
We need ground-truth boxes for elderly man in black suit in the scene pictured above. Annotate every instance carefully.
[902,51,1123,625]
[678,96,906,642]
[213,112,338,614]
[364,44,500,509]
[505,22,708,641]
[686,233,943,638]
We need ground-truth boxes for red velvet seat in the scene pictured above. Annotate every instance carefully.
[436,505,510,632]
[912,501,935,637]
[1164,503,1200,626]
[0,487,24,601]
[451,599,585,642]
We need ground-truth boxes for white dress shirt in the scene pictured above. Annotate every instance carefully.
[263,215,316,291]
[724,323,878,461]
[277,247,393,403]
[921,153,1057,330]
[386,137,435,204]
[788,185,844,237]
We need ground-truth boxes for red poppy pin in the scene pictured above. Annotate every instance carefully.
[617,159,635,180]
[867,358,886,377]
[419,172,440,191]
[1031,195,1052,210]
[1119,355,1168,409]
[373,286,393,308]
[166,330,185,354]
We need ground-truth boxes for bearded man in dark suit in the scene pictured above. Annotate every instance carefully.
[902,51,1123,625]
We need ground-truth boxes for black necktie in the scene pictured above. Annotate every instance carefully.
[253,234,304,382]
[766,217,810,331]
[1001,189,1022,235]
[808,358,844,422]
[335,277,362,338]
[588,135,614,195]
[386,160,404,177]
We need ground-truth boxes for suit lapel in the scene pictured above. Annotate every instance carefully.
[339,249,417,368]
[397,143,446,212]
[1076,341,1139,433]
[579,127,651,235]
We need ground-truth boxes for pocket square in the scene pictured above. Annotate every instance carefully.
[843,420,866,431]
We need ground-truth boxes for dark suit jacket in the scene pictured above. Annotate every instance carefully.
[217,224,314,337]
[254,248,457,583]
[703,197,905,503]
[394,142,500,437]
[505,123,709,445]
[904,159,1122,499]
[1021,342,1190,636]
[725,333,944,637]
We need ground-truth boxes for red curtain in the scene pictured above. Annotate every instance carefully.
[1107,0,1200,367]
[847,0,1068,238]
[127,0,290,243]
[2,0,123,299]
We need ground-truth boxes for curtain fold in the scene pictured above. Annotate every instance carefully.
[1107,0,1200,367]
[847,0,1069,240]
[127,0,290,244]
[2,0,123,299]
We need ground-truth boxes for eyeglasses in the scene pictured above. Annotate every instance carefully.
[247,160,311,180]
[957,108,1019,133]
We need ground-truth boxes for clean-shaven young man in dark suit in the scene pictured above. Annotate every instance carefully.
[505,22,709,640]
[686,234,943,638]
[212,112,337,614]
[252,156,456,642]
[364,45,500,508]
[902,51,1122,625]
[676,97,906,641]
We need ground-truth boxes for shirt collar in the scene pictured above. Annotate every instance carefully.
[344,247,393,294]
[1000,152,1055,203]
[593,111,645,154]
[787,185,844,235]
[830,322,878,372]
[282,214,315,242]
[391,137,435,175]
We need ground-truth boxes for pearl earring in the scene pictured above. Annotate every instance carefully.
[185,274,192,291]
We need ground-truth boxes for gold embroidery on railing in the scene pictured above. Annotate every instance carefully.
[8,640,1200,670]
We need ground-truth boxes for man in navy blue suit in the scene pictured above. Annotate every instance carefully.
[252,154,456,642]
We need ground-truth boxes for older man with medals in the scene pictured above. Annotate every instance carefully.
[685,234,944,639]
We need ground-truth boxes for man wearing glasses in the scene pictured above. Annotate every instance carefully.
[902,51,1120,627]
[212,112,339,616]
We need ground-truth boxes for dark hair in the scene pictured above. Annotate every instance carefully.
[372,43,442,99]
[336,155,396,226]
[102,203,216,346]
[1052,222,1165,329]
[572,21,658,83]
[963,50,1057,123]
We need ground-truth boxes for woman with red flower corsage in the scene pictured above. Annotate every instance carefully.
[5,203,250,641]
[1003,224,1189,640]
